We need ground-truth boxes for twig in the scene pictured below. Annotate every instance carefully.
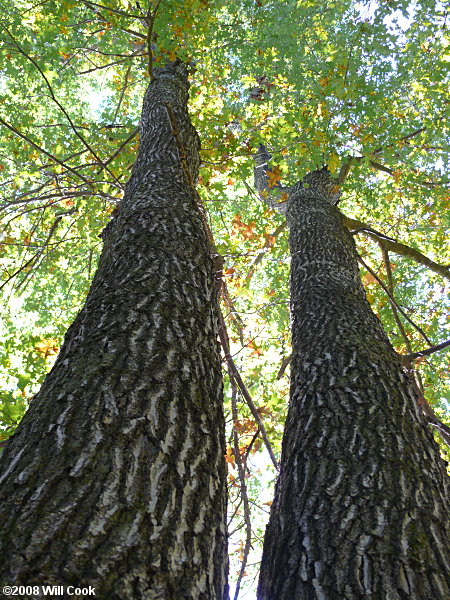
[403,339,450,361]
[0,118,91,185]
[146,0,162,81]
[343,214,450,281]
[358,255,433,345]
[219,311,278,470]
[229,374,252,600]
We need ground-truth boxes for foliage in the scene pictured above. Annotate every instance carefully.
[0,0,449,595]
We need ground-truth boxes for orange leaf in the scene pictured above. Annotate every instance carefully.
[267,166,282,188]
[225,446,235,468]
[363,272,378,285]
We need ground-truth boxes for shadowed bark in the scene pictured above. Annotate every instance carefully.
[257,168,450,600]
[0,62,228,600]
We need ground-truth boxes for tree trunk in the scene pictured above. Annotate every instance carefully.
[0,62,228,600]
[257,170,450,599]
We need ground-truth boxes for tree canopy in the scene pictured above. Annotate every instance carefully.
[1,0,449,595]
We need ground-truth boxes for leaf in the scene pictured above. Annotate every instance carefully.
[267,166,282,188]
[328,152,339,174]
[34,339,59,358]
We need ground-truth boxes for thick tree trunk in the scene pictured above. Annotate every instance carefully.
[257,171,450,599]
[0,62,228,600]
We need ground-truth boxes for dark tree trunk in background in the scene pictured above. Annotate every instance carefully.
[257,170,450,599]
[0,62,228,600]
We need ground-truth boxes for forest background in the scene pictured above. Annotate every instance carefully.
[0,0,449,596]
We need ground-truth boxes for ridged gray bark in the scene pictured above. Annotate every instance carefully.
[257,172,450,599]
[0,62,228,600]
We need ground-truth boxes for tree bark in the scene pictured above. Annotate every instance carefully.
[0,62,228,600]
[257,171,450,599]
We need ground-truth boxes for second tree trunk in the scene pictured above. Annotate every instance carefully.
[258,170,450,599]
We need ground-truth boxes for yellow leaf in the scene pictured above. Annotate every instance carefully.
[35,338,59,358]
[328,152,340,174]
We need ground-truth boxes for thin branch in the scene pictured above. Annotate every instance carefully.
[221,284,246,346]
[112,64,132,124]
[219,311,278,470]
[147,0,162,81]
[372,127,426,156]
[77,57,133,75]
[0,252,41,291]
[119,27,147,41]
[343,214,450,281]
[0,118,91,185]
[79,0,146,21]
[358,255,433,345]
[229,375,252,600]
[15,215,65,291]
[276,354,292,380]
[3,26,123,189]
[380,246,413,353]
[426,416,450,449]
[403,339,450,361]
[102,128,139,169]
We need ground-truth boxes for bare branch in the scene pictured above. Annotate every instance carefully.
[219,311,278,470]
[343,214,450,281]
[147,0,162,81]
[0,118,92,185]
[403,339,450,361]
[358,255,433,346]
[229,375,252,600]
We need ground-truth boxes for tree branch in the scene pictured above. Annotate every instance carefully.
[3,26,123,189]
[358,255,433,345]
[343,214,450,281]
[403,339,450,361]
[79,0,146,21]
[219,311,278,470]
[147,0,162,81]
[0,118,92,186]
[229,374,252,600]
